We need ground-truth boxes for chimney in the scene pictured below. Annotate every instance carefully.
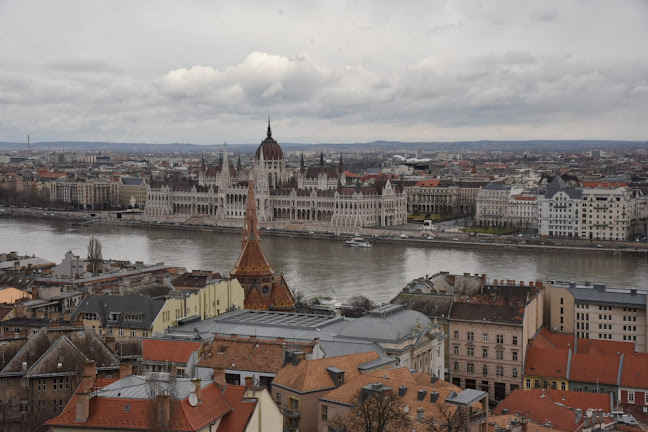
[82,361,96,392]
[104,336,116,352]
[575,408,582,424]
[291,352,306,366]
[431,374,439,384]
[119,363,133,378]
[430,390,439,403]
[75,392,90,423]
[191,378,201,402]
[399,385,407,397]
[244,376,254,389]
[417,389,427,401]
[417,407,425,422]
[156,394,171,427]
[213,368,226,387]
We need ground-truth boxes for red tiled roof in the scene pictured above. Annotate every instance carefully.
[524,347,570,379]
[197,336,314,374]
[570,353,621,385]
[47,382,231,431]
[582,181,627,188]
[531,328,576,350]
[577,338,635,356]
[415,179,441,187]
[494,389,610,432]
[273,351,379,393]
[142,339,203,364]
[620,352,648,389]
[217,386,256,432]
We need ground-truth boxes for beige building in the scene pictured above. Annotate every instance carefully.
[545,280,648,352]
[580,187,645,241]
[448,281,544,401]
[50,178,113,210]
[117,177,148,209]
[406,179,487,216]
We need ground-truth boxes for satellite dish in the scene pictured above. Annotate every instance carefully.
[188,382,196,392]
[189,393,198,407]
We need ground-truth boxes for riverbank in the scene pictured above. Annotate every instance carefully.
[3,206,646,257]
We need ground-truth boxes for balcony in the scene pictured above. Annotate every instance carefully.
[281,407,301,419]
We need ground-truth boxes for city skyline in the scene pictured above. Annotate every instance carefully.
[0,1,647,144]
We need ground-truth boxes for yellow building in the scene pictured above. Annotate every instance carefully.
[151,278,245,335]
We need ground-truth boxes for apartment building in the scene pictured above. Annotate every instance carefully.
[580,187,644,241]
[405,179,487,216]
[545,281,647,351]
[537,176,582,237]
[448,281,544,401]
[475,184,520,227]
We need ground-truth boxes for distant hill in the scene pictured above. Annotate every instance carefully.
[0,140,645,154]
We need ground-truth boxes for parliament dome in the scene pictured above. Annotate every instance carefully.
[255,121,284,161]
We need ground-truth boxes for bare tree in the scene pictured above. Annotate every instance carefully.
[329,389,410,432]
[87,236,103,275]
[290,287,306,309]
[425,404,470,432]
[349,295,375,312]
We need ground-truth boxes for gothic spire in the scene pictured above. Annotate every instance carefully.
[267,115,272,138]
[320,151,324,166]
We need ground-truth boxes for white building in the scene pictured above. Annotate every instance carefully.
[537,176,583,238]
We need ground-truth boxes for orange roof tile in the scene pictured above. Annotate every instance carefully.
[198,336,314,374]
[415,179,441,187]
[570,352,621,385]
[525,346,570,379]
[494,389,610,432]
[142,339,203,364]
[577,338,635,356]
[620,352,648,389]
[531,328,576,350]
[47,382,231,431]
[273,352,379,393]
[217,386,256,432]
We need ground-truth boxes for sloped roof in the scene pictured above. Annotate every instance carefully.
[142,339,203,364]
[493,389,610,432]
[120,177,146,186]
[72,295,165,329]
[531,328,576,350]
[47,380,232,431]
[450,302,525,325]
[1,327,118,376]
[217,386,256,432]
[524,346,570,379]
[577,338,635,356]
[391,292,453,319]
[197,336,314,374]
[272,351,379,393]
[336,304,432,342]
[0,337,27,371]
[620,352,648,389]
[569,353,621,385]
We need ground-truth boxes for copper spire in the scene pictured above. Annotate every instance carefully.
[230,180,275,279]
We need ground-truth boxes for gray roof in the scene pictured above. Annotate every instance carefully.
[96,374,209,400]
[120,177,146,186]
[336,304,432,342]
[357,356,398,372]
[0,327,119,377]
[570,287,646,307]
[168,307,434,358]
[72,295,165,329]
[545,176,583,199]
[445,388,488,406]
[482,183,512,191]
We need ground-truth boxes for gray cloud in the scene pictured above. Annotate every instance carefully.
[0,0,647,143]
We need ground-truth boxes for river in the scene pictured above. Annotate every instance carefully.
[2,217,647,303]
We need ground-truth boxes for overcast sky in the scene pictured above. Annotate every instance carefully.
[0,1,647,145]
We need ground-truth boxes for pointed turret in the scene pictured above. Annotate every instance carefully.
[267,116,272,139]
[320,151,324,166]
[237,154,242,172]
[300,153,305,174]
[230,180,275,286]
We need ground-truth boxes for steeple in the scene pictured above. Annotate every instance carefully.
[300,153,305,174]
[230,180,274,282]
[267,115,272,139]
[320,151,324,166]
[237,154,242,172]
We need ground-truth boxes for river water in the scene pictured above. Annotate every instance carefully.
[2,218,647,303]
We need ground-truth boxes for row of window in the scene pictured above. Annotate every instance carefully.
[453,331,517,345]
[453,346,518,361]
[454,362,516,377]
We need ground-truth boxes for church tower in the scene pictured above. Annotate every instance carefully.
[230,180,295,311]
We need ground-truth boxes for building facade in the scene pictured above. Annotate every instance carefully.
[144,123,407,229]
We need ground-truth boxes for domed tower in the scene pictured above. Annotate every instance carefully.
[254,119,288,190]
